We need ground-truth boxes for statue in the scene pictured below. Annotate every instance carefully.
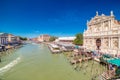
[96,11,98,16]
[110,11,114,16]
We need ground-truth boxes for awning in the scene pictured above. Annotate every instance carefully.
[107,59,120,67]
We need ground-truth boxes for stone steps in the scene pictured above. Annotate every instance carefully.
[98,72,112,80]
[98,75,106,80]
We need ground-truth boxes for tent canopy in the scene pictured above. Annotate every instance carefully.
[107,59,120,67]
[103,54,112,58]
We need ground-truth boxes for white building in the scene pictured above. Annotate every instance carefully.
[55,37,76,43]
[38,34,50,42]
[0,33,20,45]
[83,11,120,55]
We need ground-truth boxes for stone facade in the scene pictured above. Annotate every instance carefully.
[0,33,20,45]
[83,11,120,55]
[38,34,50,42]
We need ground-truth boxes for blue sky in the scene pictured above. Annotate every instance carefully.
[0,0,120,38]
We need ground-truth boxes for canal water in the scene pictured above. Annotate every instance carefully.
[0,43,106,80]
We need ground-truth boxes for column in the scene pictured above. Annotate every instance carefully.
[87,38,88,48]
[109,37,111,48]
[111,37,113,49]
[100,22,102,31]
[109,20,111,30]
[101,37,103,50]
[84,38,86,47]
[111,19,113,29]
[117,37,120,55]
[103,22,104,31]
[93,38,95,50]
[119,37,120,49]
[92,38,94,50]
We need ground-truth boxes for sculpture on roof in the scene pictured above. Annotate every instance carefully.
[96,11,98,16]
[110,11,114,16]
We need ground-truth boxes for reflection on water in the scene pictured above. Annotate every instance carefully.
[0,56,21,74]
[0,43,105,80]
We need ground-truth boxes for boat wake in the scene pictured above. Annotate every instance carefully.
[0,56,21,74]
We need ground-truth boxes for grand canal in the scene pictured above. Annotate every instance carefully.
[0,43,106,80]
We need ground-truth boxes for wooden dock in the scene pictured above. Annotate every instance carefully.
[70,57,92,64]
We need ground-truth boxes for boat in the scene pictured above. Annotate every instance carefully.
[56,42,75,52]
[48,44,61,53]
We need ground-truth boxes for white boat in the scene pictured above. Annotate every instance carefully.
[48,44,61,53]
[56,42,75,52]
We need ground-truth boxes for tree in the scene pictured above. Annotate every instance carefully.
[73,33,83,45]
[49,36,58,42]
[19,36,27,41]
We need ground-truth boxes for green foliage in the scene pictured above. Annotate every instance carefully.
[49,36,58,42]
[19,36,27,41]
[73,33,83,45]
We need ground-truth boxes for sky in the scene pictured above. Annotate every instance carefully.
[0,0,120,38]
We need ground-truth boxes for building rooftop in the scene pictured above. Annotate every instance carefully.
[58,37,75,40]
[55,37,76,42]
[87,11,115,26]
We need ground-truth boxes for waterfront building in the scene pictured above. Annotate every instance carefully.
[0,33,20,45]
[38,34,50,42]
[55,37,75,43]
[31,37,38,42]
[83,11,120,55]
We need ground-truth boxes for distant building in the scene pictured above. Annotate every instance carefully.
[83,11,120,55]
[0,33,20,45]
[31,37,38,42]
[38,34,50,42]
[55,37,76,43]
